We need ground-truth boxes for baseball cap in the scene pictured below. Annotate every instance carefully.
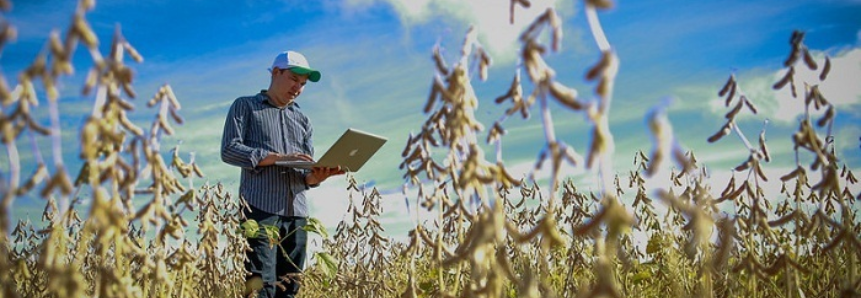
[269,50,321,82]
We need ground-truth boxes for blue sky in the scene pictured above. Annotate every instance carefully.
[2,0,860,239]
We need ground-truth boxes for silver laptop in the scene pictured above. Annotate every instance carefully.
[275,128,387,172]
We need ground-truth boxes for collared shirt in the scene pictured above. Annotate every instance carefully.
[221,90,315,217]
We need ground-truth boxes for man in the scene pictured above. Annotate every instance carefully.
[221,50,344,298]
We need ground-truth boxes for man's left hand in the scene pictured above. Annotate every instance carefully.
[306,166,346,186]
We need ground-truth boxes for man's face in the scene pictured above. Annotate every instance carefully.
[275,68,309,101]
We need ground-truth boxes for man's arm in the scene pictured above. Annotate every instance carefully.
[305,166,346,186]
[220,99,269,169]
[221,99,316,168]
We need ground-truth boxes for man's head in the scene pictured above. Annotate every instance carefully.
[267,50,321,107]
[269,51,321,82]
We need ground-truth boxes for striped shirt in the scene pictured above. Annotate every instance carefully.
[221,90,316,217]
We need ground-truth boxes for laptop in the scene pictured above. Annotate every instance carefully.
[275,128,387,172]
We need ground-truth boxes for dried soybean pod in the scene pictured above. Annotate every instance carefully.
[509,0,531,24]
[819,56,831,80]
[163,85,181,110]
[725,81,737,107]
[549,81,582,110]
[16,164,48,196]
[718,75,735,97]
[821,230,846,253]
[780,166,805,182]
[169,107,184,125]
[734,156,752,171]
[802,48,818,70]
[0,74,10,104]
[773,67,794,90]
[754,161,768,182]
[721,176,736,198]
[423,83,438,114]
[26,117,50,135]
[784,31,803,66]
[816,106,834,127]
[586,51,610,81]
[805,85,818,106]
[401,134,414,157]
[587,0,614,9]
[790,76,798,98]
[432,46,448,76]
[110,94,134,111]
[48,31,66,59]
[725,183,747,202]
[478,49,491,80]
[596,77,610,98]
[495,73,519,104]
[121,81,136,99]
[124,42,143,63]
[790,30,805,45]
[82,68,98,95]
[743,96,758,114]
[158,116,175,135]
[768,211,797,227]
[784,46,800,67]
[759,132,771,162]
[148,87,163,107]
[708,122,732,143]
[73,15,98,48]
[725,99,744,120]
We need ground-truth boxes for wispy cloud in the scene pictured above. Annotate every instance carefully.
[835,122,861,165]
[655,43,861,174]
[857,29,861,45]
[345,0,570,64]
[768,48,861,122]
[698,47,861,124]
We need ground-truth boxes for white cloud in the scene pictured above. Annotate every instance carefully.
[346,0,566,63]
[857,29,861,46]
[771,48,861,122]
[835,123,861,156]
[707,47,861,123]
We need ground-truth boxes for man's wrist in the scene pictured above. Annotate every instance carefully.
[305,173,321,187]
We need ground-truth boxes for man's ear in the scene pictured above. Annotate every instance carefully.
[270,67,282,78]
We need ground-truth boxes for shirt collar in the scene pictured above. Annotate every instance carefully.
[259,90,300,110]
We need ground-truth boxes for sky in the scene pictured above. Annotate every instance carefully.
[2,0,860,242]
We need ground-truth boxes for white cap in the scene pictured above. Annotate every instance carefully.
[269,50,321,82]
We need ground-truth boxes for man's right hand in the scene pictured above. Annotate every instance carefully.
[276,153,313,162]
[259,152,314,166]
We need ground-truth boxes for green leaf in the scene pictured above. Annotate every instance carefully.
[240,220,259,238]
[419,281,435,292]
[244,276,264,295]
[264,225,280,247]
[314,252,339,281]
[303,217,329,239]
[632,270,652,284]
[646,234,662,254]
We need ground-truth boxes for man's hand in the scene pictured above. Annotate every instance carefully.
[277,153,314,162]
[259,152,313,166]
[306,166,346,186]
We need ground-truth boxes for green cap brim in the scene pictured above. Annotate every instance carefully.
[288,67,321,82]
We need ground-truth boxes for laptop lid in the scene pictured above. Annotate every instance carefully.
[276,128,387,172]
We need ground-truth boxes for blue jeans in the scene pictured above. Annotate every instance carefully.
[243,205,308,298]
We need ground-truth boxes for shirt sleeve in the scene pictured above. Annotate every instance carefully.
[221,98,269,170]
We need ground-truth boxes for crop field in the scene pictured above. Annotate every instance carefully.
[1,0,859,297]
